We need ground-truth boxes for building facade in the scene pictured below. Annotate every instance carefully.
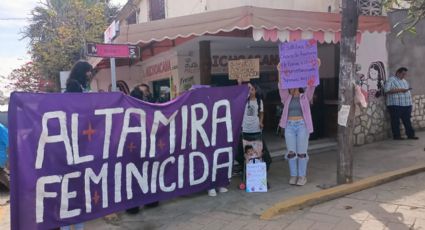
[124,0,342,25]
[90,1,404,146]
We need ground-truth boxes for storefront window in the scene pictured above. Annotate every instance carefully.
[149,0,166,21]
[153,79,170,103]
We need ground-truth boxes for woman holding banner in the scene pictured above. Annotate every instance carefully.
[61,60,93,230]
[278,63,316,186]
[126,84,160,213]
[65,61,93,93]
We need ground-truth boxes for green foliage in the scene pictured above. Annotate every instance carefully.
[23,0,119,89]
[383,0,425,36]
[7,62,55,92]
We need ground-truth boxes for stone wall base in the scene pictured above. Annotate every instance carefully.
[353,95,425,146]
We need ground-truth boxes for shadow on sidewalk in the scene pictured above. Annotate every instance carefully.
[82,132,425,229]
[287,172,425,229]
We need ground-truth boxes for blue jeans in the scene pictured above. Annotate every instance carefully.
[284,120,310,177]
[61,223,84,230]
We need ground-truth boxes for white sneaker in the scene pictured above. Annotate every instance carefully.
[208,189,217,197]
[289,176,298,185]
[218,187,228,193]
[296,176,307,186]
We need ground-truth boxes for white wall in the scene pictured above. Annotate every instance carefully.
[356,32,388,79]
[137,0,150,23]
[206,0,340,13]
[136,0,341,23]
[356,32,389,100]
[91,65,143,93]
[166,0,207,18]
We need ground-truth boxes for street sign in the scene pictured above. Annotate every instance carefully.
[86,43,140,59]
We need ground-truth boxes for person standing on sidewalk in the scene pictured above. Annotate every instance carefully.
[126,84,160,214]
[0,123,9,189]
[0,123,8,170]
[278,63,316,186]
[235,82,272,187]
[61,60,94,230]
[384,67,419,140]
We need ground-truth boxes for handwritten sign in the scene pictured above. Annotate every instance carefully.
[8,86,248,230]
[279,39,320,89]
[228,58,260,81]
[246,161,267,193]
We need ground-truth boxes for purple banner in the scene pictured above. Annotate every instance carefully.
[8,85,248,230]
[279,39,320,89]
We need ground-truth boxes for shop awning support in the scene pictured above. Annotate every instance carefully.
[199,40,212,85]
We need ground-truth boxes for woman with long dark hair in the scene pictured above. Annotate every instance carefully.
[65,61,93,93]
[61,60,93,230]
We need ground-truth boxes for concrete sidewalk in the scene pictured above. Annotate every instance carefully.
[272,172,425,229]
[0,132,424,229]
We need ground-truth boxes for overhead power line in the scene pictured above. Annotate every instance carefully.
[0,18,28,21]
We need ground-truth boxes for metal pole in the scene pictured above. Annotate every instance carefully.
[110,58,117,92]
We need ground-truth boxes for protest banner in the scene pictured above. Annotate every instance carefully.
[228,58,260,81]
[8,85,248,229]
[278,39,320,89]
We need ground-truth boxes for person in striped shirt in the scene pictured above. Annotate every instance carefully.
[384,67,419,140]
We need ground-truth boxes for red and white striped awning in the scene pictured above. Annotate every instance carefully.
[253,29,363,44]
[114,6,389,45]
[90,6,389,69]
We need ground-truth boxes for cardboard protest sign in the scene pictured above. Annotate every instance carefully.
[8,85,248,229]
[279,39,320,89]
[228,58,260,81]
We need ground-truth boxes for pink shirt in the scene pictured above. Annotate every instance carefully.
[279,86,316,133]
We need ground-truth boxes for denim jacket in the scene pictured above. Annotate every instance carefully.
[279,86,316,133]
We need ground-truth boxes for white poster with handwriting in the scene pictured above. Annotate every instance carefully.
[246,161,267,193]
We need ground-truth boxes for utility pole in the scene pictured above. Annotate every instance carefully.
[337,0,359,184]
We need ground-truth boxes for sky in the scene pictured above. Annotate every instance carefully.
[0,0,128,78]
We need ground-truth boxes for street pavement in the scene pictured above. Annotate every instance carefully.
[1,131,425,229]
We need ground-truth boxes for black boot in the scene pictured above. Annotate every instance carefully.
[126,207,140,214]
[145,202,159,208]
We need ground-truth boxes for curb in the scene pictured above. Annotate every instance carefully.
[260,163,425,220]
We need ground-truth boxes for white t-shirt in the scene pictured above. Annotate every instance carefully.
[242,99,264,133]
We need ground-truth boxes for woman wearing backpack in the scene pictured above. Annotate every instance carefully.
[235,82,272,187]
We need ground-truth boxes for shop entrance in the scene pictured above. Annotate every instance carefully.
[152,78,171,103]
[211,43,340,140]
